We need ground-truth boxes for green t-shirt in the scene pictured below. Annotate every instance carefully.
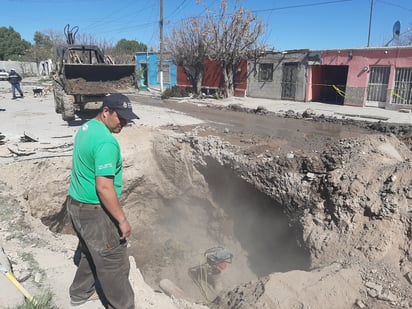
[68,119,123,204]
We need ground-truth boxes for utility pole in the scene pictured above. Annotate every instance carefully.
[367,0,374,47]
[159,0,164,92]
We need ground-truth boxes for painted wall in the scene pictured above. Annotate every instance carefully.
[176,59,223,91]
[135,52,176,89]
[176,59,247,96]
[247,51,309,101]
[320,47,412,108]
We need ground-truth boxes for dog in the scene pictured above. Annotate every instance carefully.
[32,86,53,97]
[32,87,44,97]
[43,85,53,95]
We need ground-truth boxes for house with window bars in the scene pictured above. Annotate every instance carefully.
[247,49,310,101]
[135,52,177,90]
[249,47,412,110]
[313,47,412,109]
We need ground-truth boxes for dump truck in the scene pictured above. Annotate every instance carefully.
[52,44,136,121]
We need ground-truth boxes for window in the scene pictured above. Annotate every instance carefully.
[157,64,170,83]
[393,68,412,105]
[259,63,273,82]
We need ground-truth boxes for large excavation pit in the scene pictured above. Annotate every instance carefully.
[126,154,310,302]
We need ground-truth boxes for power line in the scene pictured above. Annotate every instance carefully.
[249,0,353,14]
[166,0,188,19]
[166,0,352,26]
[377,0,412,12]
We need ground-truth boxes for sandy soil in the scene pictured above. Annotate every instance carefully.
[1,78,412,309]
[0,79,208,309]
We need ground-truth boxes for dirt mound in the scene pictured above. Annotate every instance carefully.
[187,131,412,308]
[212,263,363,309]
[63,77,135,94]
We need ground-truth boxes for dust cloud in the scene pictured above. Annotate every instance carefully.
[199,158,310,276]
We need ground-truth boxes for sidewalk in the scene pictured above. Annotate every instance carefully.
[192,96,412,125]
[136,87,412,125]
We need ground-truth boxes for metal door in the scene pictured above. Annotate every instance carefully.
[281,63,298,100]
[366,66,390,107]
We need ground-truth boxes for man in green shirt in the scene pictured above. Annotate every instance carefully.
[67,93,139,308]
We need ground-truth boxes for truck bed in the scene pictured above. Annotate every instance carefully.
[62,64,136,95]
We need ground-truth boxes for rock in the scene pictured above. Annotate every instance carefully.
[305,172,315,181]
[159,278,186,299]
[15,270,31,282]
[365,281,383,294]
[34,272,42,283]
[377,289,397,302]
[367,289,379,298]
[302,108,316,118]
[404,271,412,285]
[355,299,366,308]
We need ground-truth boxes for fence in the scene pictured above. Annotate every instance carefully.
[0,61,39,77]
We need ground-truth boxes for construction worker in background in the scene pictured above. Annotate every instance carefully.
[7,69,24,99]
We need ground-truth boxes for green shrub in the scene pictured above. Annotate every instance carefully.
[161,86,191,99]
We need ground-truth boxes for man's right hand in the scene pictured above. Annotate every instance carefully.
[119,218,131,240]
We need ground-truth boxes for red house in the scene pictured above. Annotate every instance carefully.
[177,59,247,97]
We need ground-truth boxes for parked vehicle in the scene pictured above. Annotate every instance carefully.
[52,45,136,121]
[0,69,9,81]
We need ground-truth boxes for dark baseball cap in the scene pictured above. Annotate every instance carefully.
[102,93,139,121]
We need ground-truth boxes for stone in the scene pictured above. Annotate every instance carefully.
[355,299,366,308]
[404,271,412,285]
[365,281,383,293]
[377,290,397,302]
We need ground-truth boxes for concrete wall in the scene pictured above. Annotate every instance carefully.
[0,61,39,77]
[247,51,309,101]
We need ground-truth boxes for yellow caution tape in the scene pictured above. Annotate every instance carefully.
[388,89,406,102]
[332,84,345,97]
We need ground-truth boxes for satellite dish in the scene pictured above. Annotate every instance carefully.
[385,21,401,46]
[393,20,400,37]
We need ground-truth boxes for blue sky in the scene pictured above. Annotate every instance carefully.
[1,0,411,51]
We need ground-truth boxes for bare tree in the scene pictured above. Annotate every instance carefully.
[400,24,412,46]
[166,17,208,95]
[205,0,265,97]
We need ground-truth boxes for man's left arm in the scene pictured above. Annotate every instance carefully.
[96,175,131,240]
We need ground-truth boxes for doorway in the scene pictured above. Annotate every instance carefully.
[366,66,390,107]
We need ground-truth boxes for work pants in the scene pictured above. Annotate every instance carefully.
[11,83,23,98]
[67,197,135,309]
